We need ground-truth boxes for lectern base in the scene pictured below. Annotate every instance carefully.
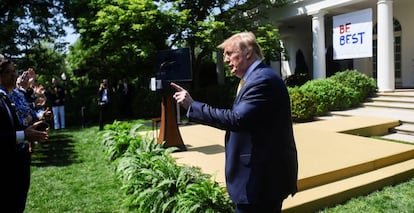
[157,95,186,152]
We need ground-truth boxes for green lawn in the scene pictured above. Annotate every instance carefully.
[318,178,414,212]
[25,121,414,212]
[26,125,128,213]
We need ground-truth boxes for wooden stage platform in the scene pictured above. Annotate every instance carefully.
[167,116,414,212]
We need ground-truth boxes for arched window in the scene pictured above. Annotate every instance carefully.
[373,18,402,87]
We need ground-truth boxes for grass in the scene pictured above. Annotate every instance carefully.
[26,122,138,213]
[317,177,414,212]
[25,120,414,212]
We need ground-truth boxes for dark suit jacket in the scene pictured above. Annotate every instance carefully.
[188,62,298,204]
[0,92,20,209]
[0,92,18,155]
[98,87,113,104]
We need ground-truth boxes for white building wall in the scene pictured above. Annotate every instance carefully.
[395,0,414,87]
[282,33,313,77]
[269,0,414,88]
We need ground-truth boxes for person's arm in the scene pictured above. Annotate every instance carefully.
[97,85,103,97]
[171,82,241,131]
[22,121,49,143]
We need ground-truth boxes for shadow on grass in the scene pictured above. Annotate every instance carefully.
[31,130,79,167]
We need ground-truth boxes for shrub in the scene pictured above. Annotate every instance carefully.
[300,78,358,115]
[285,72,311,87]
[288,87,318,122]
[192,82,236,108]
[329,69,377,101]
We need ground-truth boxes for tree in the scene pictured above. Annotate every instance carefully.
[215,0,288,61]
[18,41,68,80]
[66,0,288,88]
[0,0,70,58]
[256,24,283,64]
[163,0,228,88]
[169,0,288,88]
[66,0,183,84]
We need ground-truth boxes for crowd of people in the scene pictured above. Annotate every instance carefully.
[0,53,71,211]
[0,55,50,212]
[0,52,124,210]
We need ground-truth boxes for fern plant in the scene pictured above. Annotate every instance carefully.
[119,147,213,212]
[101,120,235,212]
[101,121,136,161]
[173,179,234,213]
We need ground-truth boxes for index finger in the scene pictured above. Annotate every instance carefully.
[170,82,183,92]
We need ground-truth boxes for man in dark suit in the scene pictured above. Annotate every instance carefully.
[171,32,298,212]
[0,57,49,212]
[98,79,113,130]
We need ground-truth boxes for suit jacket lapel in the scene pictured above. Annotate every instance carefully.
[0,93,19,129]
[233,62,265,104]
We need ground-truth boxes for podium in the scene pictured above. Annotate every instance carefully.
[153,47,192,151]
[157,95,187,151]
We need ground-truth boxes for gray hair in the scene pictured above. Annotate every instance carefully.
[218,32,263,60]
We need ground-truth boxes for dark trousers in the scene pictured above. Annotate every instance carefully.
[98,103,110,130]
[15,147,31,212]
[235,199,284,213]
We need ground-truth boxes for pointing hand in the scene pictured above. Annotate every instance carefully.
[171,82,193,109]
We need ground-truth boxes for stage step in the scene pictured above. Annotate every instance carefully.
[282,158,414,212]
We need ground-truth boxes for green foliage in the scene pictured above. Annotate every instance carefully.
[100,120,234,212]
[130,87,161,119]
[329,69,378,102]
[26,121,414,212]
[27,127,128,212]
[318,177,414,213]
[68,0,177,80]
[300,78,359,115]
[119,150,180,212]
[0,0,69,57]
[288,86,318,122]
[288,69,377,121]
[174,180,234,213]
[66,0,289,90]
[15,42,68,79]
[285,72,311,87]
[256,24,282,63]
[192,81,237,108]
[101,121,138,161]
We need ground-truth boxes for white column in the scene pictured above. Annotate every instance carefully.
[377,0,394,92]
[311,11,327,79]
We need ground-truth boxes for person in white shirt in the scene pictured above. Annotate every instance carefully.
[98,79,113,130]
